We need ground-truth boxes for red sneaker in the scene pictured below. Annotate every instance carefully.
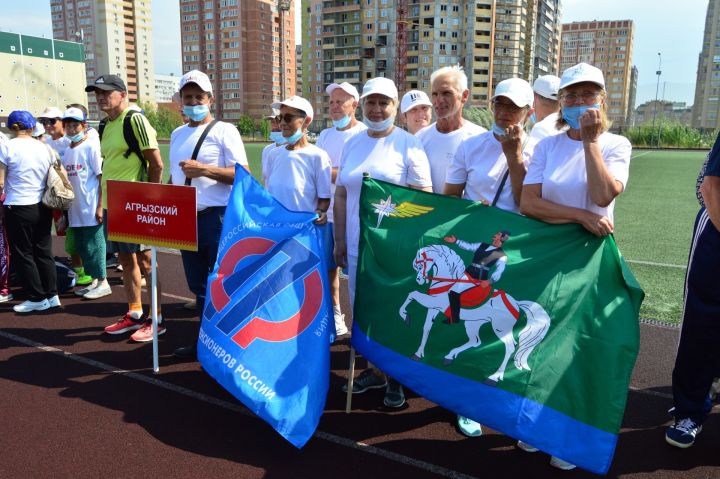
[104,313,144,335]
[130,318,166,343]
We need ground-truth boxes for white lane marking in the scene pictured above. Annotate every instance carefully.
[629,386,672,400]
[630,151,653,160]
[0,330,478,479]
[625,259,686,269]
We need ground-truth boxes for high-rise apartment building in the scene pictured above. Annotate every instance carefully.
[559,20,635,129]
[302,0,562,129]
[692,0,720,130]
[50,0,155,120]
[180,0,296,121]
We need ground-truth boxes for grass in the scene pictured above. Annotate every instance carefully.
[158,142,265,183]
[157,143,707,326]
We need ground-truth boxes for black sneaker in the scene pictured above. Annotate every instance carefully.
[342,369,387,394]
[383,379,406,408]
[173,344,197,359]
[666,417,703,448]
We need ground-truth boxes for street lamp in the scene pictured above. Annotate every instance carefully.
[278,0,291,101]
[651,52,662,148]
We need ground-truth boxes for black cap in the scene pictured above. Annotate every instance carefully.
[84,75,127,93]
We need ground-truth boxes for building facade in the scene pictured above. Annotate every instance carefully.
[302,0,562,129]
[692,0,720,130]
[636,100,693,127]
[155,73,180,103]
[0,31,87,130]
[180,0,296,121]
[559,20,635,129]
[50,0,156,120]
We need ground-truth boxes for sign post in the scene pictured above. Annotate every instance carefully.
[106,180,198,373]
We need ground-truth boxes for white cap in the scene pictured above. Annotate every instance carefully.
[360,77,398,100]
[559,63,605,90]
[326,82,359,101]
[400,90,432,114]
[32,123,45,137]
[38,107,63,119]
[179,70,213,94]
[533,75,561,100]
[492,78,534,108]
[62,107,86,121]
[271,96,314,121]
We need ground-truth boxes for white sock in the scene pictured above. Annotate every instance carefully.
[88,279,99,290]
[97,278,109,288]
[333,304,342,317]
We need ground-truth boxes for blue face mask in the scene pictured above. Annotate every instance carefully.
[66,132,85,143]
[562,104,601,130]
[183,104,210,122]
[363,116,395,132]
[285,128,304,145]
[332,115,352,129]
[529,112,537,124]
[269,131,286,144]
[491,122,507,138]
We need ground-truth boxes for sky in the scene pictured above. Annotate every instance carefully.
[0,0,708,106]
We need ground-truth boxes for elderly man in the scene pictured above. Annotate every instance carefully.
[416,65,486,193]
[316,82,367,337]
[528,74,562,143]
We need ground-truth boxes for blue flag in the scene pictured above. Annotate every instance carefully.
[198,165,332,448]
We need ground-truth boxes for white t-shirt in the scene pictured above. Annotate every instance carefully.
[62,139,103,227]
[416,120,486,193]
[261,143,283,185]
[523,131,631,222]
[0,138,53,205]
[528,112,562,146]
[337,127,432,256]
[265,143,332,213]
[446,131,534,213]
[316,122,368,223]
[0,131,8,144]
[169,121,248,210]
[46,136,71,160]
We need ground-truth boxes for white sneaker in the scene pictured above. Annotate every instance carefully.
[516,440,539,453]
[0,293,13,303]
[457,415,483,437]
[75,279,98,297]
[47,295,61,308]
[550,456,577,471]
[83,283,112,300]
[13,299,50,313]
[334,313,349,336]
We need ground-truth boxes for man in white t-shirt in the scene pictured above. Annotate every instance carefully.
[416,66,486,193]
[169,70,249,359]
[38,107,71,159]
[528,75,562,144]
[316,82,367,337]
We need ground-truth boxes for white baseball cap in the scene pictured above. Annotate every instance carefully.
[32,123,45,137]
[360,77,398,100]
[326,82,360,102]
[559,63,605,90]
[179,70,213,94]
[400,90,432,114]
[62,107,86,122]
[38,107,63,119]
[271,96,314,121]
[492,78,534,108]
[533,75,561,100]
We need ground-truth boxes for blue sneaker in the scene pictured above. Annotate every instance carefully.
[665,418,702,448]
[457,415,482,437]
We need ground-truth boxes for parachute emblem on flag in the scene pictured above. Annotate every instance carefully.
[371,195,434,228]
[398,244,551,384]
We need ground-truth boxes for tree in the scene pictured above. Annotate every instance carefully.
[258,118,270,140]
[237,115,255,137]
[137,101,183,139]
[462,106,493,130]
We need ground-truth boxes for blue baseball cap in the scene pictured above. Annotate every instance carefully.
[8,110,36,130]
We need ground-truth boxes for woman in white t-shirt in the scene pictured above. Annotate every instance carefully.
[61,108,111,300]
[0,111,60,313]
[518,64,632,471]
[335,77,433,409]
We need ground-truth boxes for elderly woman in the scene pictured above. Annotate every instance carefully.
[442,77,535,438]
[0,111,60,313]
[335,77,433,408]
[400,89,433,135]
[518,63,632,470]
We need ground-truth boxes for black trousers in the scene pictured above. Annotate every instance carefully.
[4,203,57,301]
[671,208,720,423]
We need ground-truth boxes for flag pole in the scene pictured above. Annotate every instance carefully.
[151,246,159,373]
[345,347,356,413]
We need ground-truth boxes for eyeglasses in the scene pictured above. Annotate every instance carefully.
[39,119,59,126]
[491,100,523,112]
[275,113,306,124]
[560,92,600,103]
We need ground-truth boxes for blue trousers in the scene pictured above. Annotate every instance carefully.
[180,207,224,318]
[671,208,720,423]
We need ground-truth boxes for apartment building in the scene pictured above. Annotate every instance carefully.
[155,74,181,103]
[302,0,562,129]
[51,0,155,120]
[692,0,720,130]
[180,0,296,121]
[560,20,635,129]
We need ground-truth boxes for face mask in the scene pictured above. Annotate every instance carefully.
[363,116,395,132]
[333,115,352,129]
[562,104,601,130]
[529,112,537,124]
[285,128,304,145]
[491,123,507,138]
[183,104,210,122]
[269,131,286,144]
[67,132,85,143]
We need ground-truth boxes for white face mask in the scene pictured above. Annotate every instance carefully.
[363,116,395,132]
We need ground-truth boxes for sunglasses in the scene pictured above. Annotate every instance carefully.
[39,119,59,126]
[275,113,306,124]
